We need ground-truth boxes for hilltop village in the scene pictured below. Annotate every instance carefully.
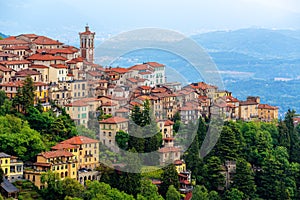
[0,26,279,199]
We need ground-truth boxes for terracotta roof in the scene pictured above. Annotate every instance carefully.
[3,45,30,50]
[174,160,183,165]
[101,102,117,106]
[146,62,164,68]
[110,67,129,74]
[0,38,29,45]
[50,64,68,69]
[139,71,152,75]
[128,64,149,71]
[87,71,102,77]
[158,146,181,153]
[61,136,99,145]
[39,150,73,159]
[29,64,49,69]
[51,143,79,150]
[65,100,88,107]
[0,52,17,58]
[127,78,138,83]
[37,46,78,54]
[27,53,67,61]
[258,104,278,110]
[239,100,258,106]
[15,69,40,76]
[33,36,63,45]
[190,82,217,90]
[0,81,23,87]
[164,120,174,126]
[0,65,12,72]
[99,116,129,124]
[224,96,239,103]
[140,86,151,90]
[0,60,31,65]
[19,33,38,38]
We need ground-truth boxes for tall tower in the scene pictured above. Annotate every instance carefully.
[79,25,95,63]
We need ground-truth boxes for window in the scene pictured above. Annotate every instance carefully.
[109,132,112,137]
[103,132,106,136]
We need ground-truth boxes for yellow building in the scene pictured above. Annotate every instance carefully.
[58,136,100,170]
[174,160,187,174]
[258,104,279,122]
[24,150,77,189]
[0,152,24,182]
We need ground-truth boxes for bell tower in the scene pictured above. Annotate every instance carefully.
[79,25,95,63]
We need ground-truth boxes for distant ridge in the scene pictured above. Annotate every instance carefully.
[191,28,300,59]
[0,32,8,39]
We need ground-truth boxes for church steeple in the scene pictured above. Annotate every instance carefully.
[79,25,95,63]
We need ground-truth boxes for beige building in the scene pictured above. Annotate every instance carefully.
[239,96,260,121]
[99,116,129,151]
[65,100,89,127]
[258,104,279,122]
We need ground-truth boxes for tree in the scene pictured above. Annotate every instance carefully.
[212,125,239,162]
[183,134,204,185]
[0,115,46,161]
[61,178,84,199]
[192,185,209,200]
[0,90,7,106]
[13,76,35,113]
[232,158,256,199]
[116,130,129,150]
[208,191,220,200]
[159,164,180,197]
[118,148,142,197]
[166,185,180,200]
[138,179,164,200]
[41,171,63,200]
[223,188,244,200]
[204,156,225,191]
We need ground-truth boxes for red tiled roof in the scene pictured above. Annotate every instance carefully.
[27,53,67,61]
[19,33,38,38]
[0,38,29,45]
[0,60,31,65]
[190,82,217,90]
[158,146,181,153]
[110,67,129,74]
[65,100,88,107]
[128,64,149,71]
[33,36,63,45]
[101,102,117,106]
[61,136,99,145]
[0,52,17,58]
[140,86,151,90]
[174,160,183,165]
[99,116,128,124]
[127,78,138,83]
[29,64,49,69]
[39,150,73,159]
[50,64,68,69]
[51,143,78,150]
[0,65,12,72]
[15,69,40,76]
[146,62,164,68]
[258,104,278,110]
[164,120,174,126]
[3,45,30,50]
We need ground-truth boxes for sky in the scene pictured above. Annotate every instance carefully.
[0,0,300,44]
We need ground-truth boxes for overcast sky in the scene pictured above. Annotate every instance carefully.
[1,0,300,43]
